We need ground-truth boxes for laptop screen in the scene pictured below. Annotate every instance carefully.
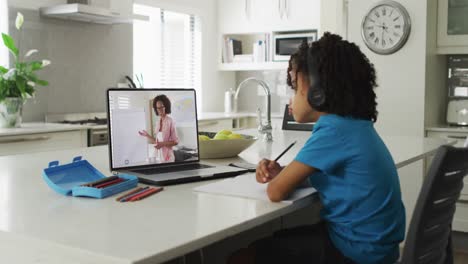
[107,89,199,169]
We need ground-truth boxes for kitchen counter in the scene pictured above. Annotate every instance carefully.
[426,126,468,133]
[198,111,284,121]
[0,129,455,263]
[0,112,280,137]
[0,122,90,137]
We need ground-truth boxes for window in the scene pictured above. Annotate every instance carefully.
[133,5,202,107]
[0,0,8,68]
[109,94,131,110]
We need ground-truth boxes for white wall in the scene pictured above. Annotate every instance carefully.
[8,0,65,10]
[347,0,428,137]
[135,0,235,113]
[0,0,9,68]
[6,5,133,121]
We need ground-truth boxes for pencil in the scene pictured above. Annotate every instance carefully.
[115,187,144,201]
[81,176,119,187]
[120,186,151,202]
[95,178,125,189]
[274,141,297,162]
[128,187,164,202]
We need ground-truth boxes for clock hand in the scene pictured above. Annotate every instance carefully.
[381,30,384,45]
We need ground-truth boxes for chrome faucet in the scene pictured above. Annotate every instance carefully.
[235,77,273,141]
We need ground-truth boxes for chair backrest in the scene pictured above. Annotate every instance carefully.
[401,145,468,264]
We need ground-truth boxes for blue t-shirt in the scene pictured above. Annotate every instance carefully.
[295,114,405,264]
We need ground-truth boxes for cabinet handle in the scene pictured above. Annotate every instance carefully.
[458,199,468,204]
[278,0,282,19]
[245,0,250,20]
[0,135,51,144]
[447,135,467,139]
[284,0,289,20]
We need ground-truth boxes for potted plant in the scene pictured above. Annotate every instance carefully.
[0,12,50,128]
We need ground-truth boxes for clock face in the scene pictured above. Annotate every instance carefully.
[361,1,411,55]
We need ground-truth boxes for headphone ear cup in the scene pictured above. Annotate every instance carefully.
[307,73,325,108]
[306,50,326,108]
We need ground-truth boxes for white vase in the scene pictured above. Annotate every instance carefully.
[0,97,24,128]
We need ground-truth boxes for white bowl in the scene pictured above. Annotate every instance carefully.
[198,132,257,159]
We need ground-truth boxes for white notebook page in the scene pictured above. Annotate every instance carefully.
[193,173,316,204]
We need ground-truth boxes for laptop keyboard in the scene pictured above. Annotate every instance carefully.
[132,163,213,175]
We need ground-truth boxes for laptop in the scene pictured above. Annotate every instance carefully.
[107,88,247,185]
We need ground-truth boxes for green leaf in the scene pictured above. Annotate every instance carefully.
[1,33,18,58]
[16,78,26,95]
[25,72,38,82]
[29,61,43,71]
[0,66,7,74]
[36,79,48,86]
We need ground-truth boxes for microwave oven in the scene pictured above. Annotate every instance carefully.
[273,31,318,61]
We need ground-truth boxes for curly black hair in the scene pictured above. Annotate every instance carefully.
[287,32,378,122]
[153,94,171,115]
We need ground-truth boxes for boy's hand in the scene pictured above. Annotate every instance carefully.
[256,159,282,184]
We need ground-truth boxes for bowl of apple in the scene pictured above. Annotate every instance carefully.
[198,130,258,159]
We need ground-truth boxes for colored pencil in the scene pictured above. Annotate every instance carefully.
[81,176,118,187]
[95,178,125,189]
[128,187,164,202]
[120,186,151,202]
[115,187,144,201]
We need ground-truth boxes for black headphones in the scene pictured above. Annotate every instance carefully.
[306,48,326,109]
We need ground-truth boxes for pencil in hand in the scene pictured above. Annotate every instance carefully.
[274,141,297,162]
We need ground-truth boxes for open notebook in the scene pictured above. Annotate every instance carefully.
[193,173,317,204]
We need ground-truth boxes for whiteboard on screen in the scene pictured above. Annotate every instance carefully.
[111,109,148,167]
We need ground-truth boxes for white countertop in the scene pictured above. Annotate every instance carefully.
[426,126,468,133]
[0,129,455,263]
[0,112,280,137]
[0,122,89,137]
[198,111,284,121]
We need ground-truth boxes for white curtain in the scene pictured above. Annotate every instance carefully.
[0,0,8,68]
[133,4,202,105]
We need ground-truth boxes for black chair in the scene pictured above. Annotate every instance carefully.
[401,145,468,264]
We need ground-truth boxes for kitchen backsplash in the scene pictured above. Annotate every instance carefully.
[7,7,132,122]
[235,70,293,115]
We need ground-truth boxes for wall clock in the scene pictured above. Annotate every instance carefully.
[361,0,411,55]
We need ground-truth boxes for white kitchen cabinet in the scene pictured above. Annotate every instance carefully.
[218,0,320,34]
[218,0,254,34]
[437,0,468,53]
[426,129,468,232]
[0,130,87,156]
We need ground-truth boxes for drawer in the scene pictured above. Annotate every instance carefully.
[454,201,468,233]
[0,131,87,156]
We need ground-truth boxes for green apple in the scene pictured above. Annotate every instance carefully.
[218,129,232,136]
[228,133,243,140]
[198,135,211,141]
[213,133,230,140]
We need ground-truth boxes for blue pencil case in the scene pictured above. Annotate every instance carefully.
[43,156,138,199]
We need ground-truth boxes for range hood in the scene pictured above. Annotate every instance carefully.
[39,3,148,24]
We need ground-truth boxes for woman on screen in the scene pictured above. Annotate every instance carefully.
[138,94,179,163]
